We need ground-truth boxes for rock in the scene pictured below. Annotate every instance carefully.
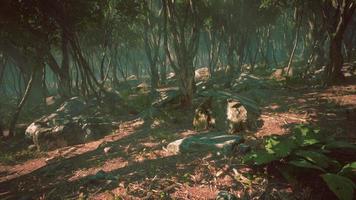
[195,67,210,81]
[104,147,112,155]
[25,122,43,138]
[234,144,251,154]
[28,144,37,151]
[136,82,150,91]
[227,99,248,134]
[25,97,113,151]
[56,97,86,116]
[152,88,180,108]
[102,89,123,104]
[197,91,260,133]
[45,95,61,107]
[193,97,213,131]
[167,133,244,154]
[271,67,293,80]
[127,75,138,80]
[167,72,175,79]
[216,191,238,200]
[232,73,269,92]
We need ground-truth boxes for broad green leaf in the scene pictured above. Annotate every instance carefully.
[300,138,320,146]
[339,162,356,178]
[294,150,331,169]
[289,159,326,172]
[321,173,356,200]
[293,125,321,146]
[243,150,279,165]
[324,141,356,151]
[265,136,296,158]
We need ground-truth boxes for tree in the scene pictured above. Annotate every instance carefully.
[143,0,163,89]
[164,0,202,107]
[322,0,356,83]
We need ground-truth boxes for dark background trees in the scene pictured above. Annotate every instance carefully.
[0,0,355,135]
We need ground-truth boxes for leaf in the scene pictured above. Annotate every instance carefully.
[243,150,279,165]
[265,136,296,158]
[324,141,356,151]
[339,162,356,178]
[293,125,321,146]
[321,173,356,200]
[294,150,332,169]
[289,159,326,172]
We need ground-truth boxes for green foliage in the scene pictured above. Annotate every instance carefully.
[244,149,279,165]
[294,150,331,169]
[289,159,326,172]
[322,174,356,200]
[339,162,356,179]
[243,125,356,200]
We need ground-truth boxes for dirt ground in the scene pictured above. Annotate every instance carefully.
[0,77,355,200]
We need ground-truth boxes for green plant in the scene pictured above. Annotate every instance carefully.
[243,125,356,200]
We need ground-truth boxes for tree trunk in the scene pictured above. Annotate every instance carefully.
[178,66,195,107]
[225,37,236,87]
[8,69,36,138]
[160,58,167,85]
[286,27,299,77]
[327,36,344,82]
[150,64,159,89]
[60,32,71,96]
[286,7,301,77]
[323,0,356,84]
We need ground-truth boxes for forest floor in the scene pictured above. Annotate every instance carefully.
[0,77,355,200]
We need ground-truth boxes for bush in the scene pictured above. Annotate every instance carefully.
[243,125,356,200]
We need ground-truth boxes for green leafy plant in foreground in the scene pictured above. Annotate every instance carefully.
[243,125,356,200]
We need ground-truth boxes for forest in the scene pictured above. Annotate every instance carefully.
[0,0,356,199]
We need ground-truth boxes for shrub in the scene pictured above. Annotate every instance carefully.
[243,125,356,200]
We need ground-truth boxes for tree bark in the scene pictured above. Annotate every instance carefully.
[8,69,36,138]
[164,0,200,107]
[323,0,356,84]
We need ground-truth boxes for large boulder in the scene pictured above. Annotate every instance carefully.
[167,132,245,155]
[152,87,180,108]
[136,82,150,92]
[25,97,113,150]
[232,73,270,92]
[56,97,86,116]
[270,67,293,80]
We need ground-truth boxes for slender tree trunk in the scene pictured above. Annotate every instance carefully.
[0,57,6,87]
[160,58,167,85]
[286,7,301,77]
[286,26,299,77]
[225,36,236,87]
[8,69,36,138]
[60,32,71,97]
[100,51,107,82]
